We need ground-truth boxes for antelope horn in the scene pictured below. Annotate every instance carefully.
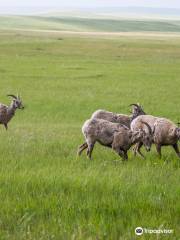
[7,94,17,99]
[141,121,153,135]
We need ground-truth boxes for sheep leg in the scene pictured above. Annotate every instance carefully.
[123,151,128,160]
[77,142,88,156]
[172,143,180,158]
[4,123,8,130]
[136,142,145,159]
[133,144,138,156]
[86,141,95,160]
[118,150,125,160]
[112,146,126,160]
[155,144,162,158]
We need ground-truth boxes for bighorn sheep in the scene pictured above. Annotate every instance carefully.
[131,115,180,158]
[79,103,146,154]
[78,118,153,160]
[0,94,24,130]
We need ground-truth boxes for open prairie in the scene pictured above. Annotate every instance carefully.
[0,28,180,239]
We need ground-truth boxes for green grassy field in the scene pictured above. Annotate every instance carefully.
[0,30,179,239]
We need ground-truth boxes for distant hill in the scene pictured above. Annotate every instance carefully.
[1,10,180,33]
[0,7,180,19]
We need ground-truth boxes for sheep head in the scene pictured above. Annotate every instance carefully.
[140,121,154,152]
[131,129,144,143]
[7,94,24,109]
[129,103,146,121]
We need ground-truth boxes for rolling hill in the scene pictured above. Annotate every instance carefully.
[1,15,180,33]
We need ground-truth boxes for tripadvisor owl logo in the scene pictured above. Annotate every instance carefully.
[135,227,143,236]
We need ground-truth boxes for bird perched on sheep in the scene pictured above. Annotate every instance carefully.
[78,118,153,160]
[0,94,24,130]
[131,115,180,158]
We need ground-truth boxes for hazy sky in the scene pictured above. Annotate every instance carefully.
[1,0,180,8]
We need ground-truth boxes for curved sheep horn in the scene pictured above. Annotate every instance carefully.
[129,103,139,108]
[7,94,17,99]
[141,121,153,135]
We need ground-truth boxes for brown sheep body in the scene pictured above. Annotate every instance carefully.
[78,118,152,160]
[0,95,24,130]
[79,103,146,153]
[131,115,180,158]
